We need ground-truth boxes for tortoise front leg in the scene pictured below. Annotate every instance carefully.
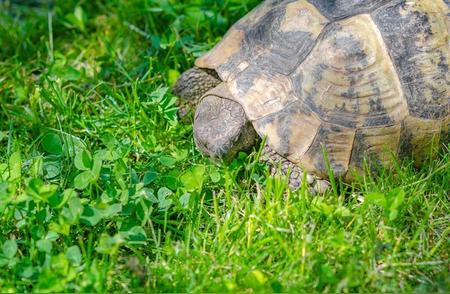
[261,144,330,194]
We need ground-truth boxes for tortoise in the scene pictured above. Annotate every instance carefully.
[174,0,450,193]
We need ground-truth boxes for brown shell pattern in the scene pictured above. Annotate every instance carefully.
[196,0,450,179]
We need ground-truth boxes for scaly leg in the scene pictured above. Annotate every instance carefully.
[173,67,222,117]
[261,143,330,194]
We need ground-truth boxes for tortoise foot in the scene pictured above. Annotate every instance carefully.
[261,143,330,194]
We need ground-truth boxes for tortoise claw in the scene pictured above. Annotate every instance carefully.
[261,143,330,194]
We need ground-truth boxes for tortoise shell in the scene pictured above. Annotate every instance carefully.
[196,0,450,179]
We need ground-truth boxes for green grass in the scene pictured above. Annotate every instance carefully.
[0,1,449,292]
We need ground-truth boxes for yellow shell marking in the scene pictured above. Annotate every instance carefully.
[293,14,408,128]
[228,70,296,121]
[402,115,444,164]
[300,123,356,178]
[195,29,245,74]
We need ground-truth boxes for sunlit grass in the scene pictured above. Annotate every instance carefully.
[0,1,448,292]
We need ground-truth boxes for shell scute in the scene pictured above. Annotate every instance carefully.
[291,14,408,129]
[245,0,328,75]
[300,123,356,178]
[348,124,402,178]
[399,116,444,164]
[197,0,328,80]
[228,66,297,121]
[254,101,322,162]
[372,0,450,119]
[307,0,394,20]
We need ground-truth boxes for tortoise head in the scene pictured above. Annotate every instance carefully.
[193,84,259,163]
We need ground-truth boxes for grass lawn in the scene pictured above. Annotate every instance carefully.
[0,0,449,292]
